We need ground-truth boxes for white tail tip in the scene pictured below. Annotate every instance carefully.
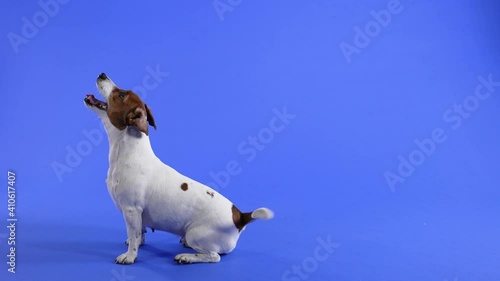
[251,208,274,220]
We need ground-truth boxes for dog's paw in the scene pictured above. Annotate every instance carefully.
[174,254,195,264]
[174,253,221,264]
[115,252,137,264]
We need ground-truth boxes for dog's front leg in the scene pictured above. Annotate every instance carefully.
[126,227,146,246]
[115,206,143,264]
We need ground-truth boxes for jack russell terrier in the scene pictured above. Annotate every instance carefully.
[84,73,273,264]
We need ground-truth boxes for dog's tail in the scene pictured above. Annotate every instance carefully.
[232,205,274,232]
[251,208,274,220]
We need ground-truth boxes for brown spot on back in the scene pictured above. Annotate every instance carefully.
[206,191,214,198]
[180,183,188,191]
[231,205,254,232]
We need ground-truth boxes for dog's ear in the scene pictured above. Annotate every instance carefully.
[145,104,157,130]
[126,107,150,135]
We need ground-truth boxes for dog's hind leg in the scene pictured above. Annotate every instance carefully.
[179,236,191,248]
[174,252,220,264]
[174,227,236,264]
[116,206,143,264]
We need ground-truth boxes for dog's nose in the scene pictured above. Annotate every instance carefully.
[98,73,108,80]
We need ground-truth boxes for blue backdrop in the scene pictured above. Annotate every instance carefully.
[1,1,500,280]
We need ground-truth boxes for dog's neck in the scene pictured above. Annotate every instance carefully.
[100,116,155,165]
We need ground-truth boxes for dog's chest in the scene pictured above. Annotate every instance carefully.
[106,132,155,206]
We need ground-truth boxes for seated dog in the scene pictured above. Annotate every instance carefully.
[84,73,273,264]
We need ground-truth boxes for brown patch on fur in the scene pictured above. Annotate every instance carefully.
[180,183,188,191]
[206,191,214,198]
[107,88,157,135]
[231,205,254,232]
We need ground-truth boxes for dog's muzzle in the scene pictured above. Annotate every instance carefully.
[96,72,116,100]
[84,94,108,110]
[98,73,108,81]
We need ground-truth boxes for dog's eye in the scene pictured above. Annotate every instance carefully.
[119,92,126,99]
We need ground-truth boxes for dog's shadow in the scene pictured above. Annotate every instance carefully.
[22,223,183,264]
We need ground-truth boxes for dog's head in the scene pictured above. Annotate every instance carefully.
[84,73,157,135]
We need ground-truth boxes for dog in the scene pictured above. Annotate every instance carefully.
[84,73,273,264]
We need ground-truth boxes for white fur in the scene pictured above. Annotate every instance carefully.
[85,74,273,265]
[96,73,115,100]
[251,208,274,220]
